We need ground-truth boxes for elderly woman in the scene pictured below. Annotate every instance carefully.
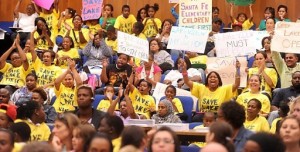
[151,99,181,124]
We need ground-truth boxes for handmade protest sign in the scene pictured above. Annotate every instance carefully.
[271,22,300,53]
[34,0,54,10]
[82,0,103,21]
[118,31,149,62]
[179,0,212,30]
[169,0,179,3]
[167,26,209,53]
[206,57,247,87]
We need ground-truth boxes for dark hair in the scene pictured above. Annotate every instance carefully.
[74,124,97,152]
[67,8,76,18]
[122,5,130,11]
[264,7,275,18]
[277,5,288,13]
[107,25,116,32]
[255,51,267,59]
[248,98,262,110]
[116,53,130,61]
[9,122,31,142]
[77,85,94,97]
[220,100,245,129]
[160,19,174,34]
[174,56,191,70]
[0,128,15,146]
[279,101,289,117]
[137,7,148,22]
[261,36,271,48]
[62,36,75,49]
[34,17,51,44]
[26,73,38,81]
[249,74,262,84]
[148,126,181,152]
[209,122,235,152]
[205,71,223,86]
[212,7,220,12]
[145,3,159,12]
[88,133,113,152]
[237,13,248,20]
[121,125,146,148]
[133,21,144,33]
[149,38,162,50]
[73,14,83,23]
[25,100,42,118]
[42,50,56,62]
[265,17,276,25]
[248,132,286,152]
[165,85,176,95]
[137,79,152,92]
[104,4,114,17]
[32,87,48,101]
[104,115,124,136]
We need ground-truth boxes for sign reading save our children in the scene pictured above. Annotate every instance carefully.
[117,31,149,62]
[34,0,54,10]
[179,0,212,30]
[167,26,209,53]
[82,0,103,21]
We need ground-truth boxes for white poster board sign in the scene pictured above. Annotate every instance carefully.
[117,31,149,62]
[206,57,248,87]
[179,0,212,30]
[167,26,209,53]
[169,0,179,3]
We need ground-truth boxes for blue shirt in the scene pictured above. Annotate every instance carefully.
[234,126,253,152]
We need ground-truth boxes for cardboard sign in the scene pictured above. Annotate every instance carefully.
[167,26,209,53]
[206,57,248,87]
[117,31,149,62]
[271,22,300,53]
[226,0,255,6]
[34,0,54,10]
[82,0,103,21]
[179,0,212,30]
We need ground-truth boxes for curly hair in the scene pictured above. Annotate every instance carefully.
[219,100,246,129]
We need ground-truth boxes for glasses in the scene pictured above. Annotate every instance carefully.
[153,138,174,144]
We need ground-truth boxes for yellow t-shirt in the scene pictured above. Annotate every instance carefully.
[0,63,30,87]
[172,98,183,113]
[56,48,80,69]
[270,117,281,134]
[33,58,62,86]
[136,33,147,40]
[68,28,90,49]
[142,18,162,37]
[248,67,278,96]
[25,53,33,67]
[236,92,271,114]
[233,19,254,30]
[96,99,119,112]
[105,38,118,53]
[58,18,74,36]
[112,137,121,152]
[129,87,156,119]
[53,84,78,113]
[114,14,137,34]
[25,120,51,141]
[192,124,206,147]
[190,55,208,65]
[191,83,235,112]
[40,9,59,42]
[86,22,101,35]
[244,116,270,132]
[34,31,51,50]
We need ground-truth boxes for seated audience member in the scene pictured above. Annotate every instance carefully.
[9,122,31,152]
[279,116,300,152]
[53,59,82,113]
[107,85,139,122]
[0,88,13,104]
[56,7,76,47]
[75,85,106,129]
[105,25,118,56]
[85,19,101,35]
[97,85,118,112]
[11,73,37,105]
[218,101,253,152]
[164,85,187,121]
[155,19,173,50]
[20,141,57,152]
[120,125,147,152]
[132,21,147,40]
[258,7,275,31]
[202,142,228,152]
[276,5,291,22]
[101,53,132,87]
[0,36,30,94]
[204,18,222,57]
[31,87,57,123]
[232,22,243,32]
[99,4,116,30]
[244,98,270,132]
[290,96,300,120]
[87,133,113,152]
[270,102,289,134]
[0,104,17,129]
[33,17,53,51]
[149,38,174,73]
[0,128,15,152]
[56,36,80,69]
[244,132,285,152]
[98,115,124,152]
[164,56,202,87]
[229,3,253,30]
[83,33,112,67]
[151,99,181,124]
[72,124,96,152]
[114,5,137,34]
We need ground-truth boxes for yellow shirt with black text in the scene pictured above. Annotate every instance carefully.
[56,48,80,69]
[58,18,74,36]
[33,58,62,86]
[68,28,90,49]
[244,116,270,132]
[142,18,162,37]
[236,92,271,114]
[25,120,51,141]
[34,31,51,50]
[0,63,31,87]
[114,14,137,34]
[53,84,78,113]
[40,9,59,42]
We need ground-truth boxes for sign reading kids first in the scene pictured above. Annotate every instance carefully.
[82,0,103,21]
[179,0,212,31]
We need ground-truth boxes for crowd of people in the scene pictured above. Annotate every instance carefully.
[0,0,300,152]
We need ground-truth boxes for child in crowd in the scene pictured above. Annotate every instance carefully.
[276,5,291,22]
[230,3,253,30]
[33,17,53,51]
[97,85,118,112]
[105,25,118,63]
[86,19,102,35]
[56,36,80,69]
[136,7,148,22]
[99,4,116,30]
[114,5,137,34]
[164,85,187,121]
[258,7,275,31]
[72,124,96,152]
[132,21,146,40]
[143,3,161,38]
[56,8,76,46]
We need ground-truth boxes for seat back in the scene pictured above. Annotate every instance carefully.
[180,145,201,152]
[93,95,106,109]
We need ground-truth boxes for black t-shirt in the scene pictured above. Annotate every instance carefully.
[105,64,132,87]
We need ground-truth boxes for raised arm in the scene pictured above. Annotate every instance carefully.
[249,4,253,22]
[180,60,193,89]
[171,3,179,20]
[128,69,135,92]
[107,86,123,116]
[14,0,22,18]
[15,34,29,71]
[100,59,109,84]
[31,0,41,15]
[54,69,69,90]
[124,85,138,119]
[68,59,82,86]
[232,60,241,92]
[30,30,38,62]
[53,0,59,11]
[229,3,235,23]
[0,42,16,69]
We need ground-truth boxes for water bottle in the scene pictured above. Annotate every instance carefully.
[13,18,18,28]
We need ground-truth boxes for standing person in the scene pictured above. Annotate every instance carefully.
[279,116,300,152]
[114,5,137,34]
[99,4,116,30]
[230,3,253,30]
[276,5,291,22]
[258,7,275,31]
[143,3,161,38]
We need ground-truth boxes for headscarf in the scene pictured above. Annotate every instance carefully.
[152,99,181,124]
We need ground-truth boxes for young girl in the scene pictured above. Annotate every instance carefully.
[230,3,253,30]
[53,59,83,113]
[33,17,53,51]
[114,5,137,34]
[57,8,76,46]
[56,36,80,69]
[136,7,148,22]
[99,4,116,30]
[164,85,184,117]
[72,124,96,152]
[132,21,147,40]
[86,19,101,35]
[97,85,118,112]
[258,7,275,31]
[276,5,291,22]
[143,3,161,38]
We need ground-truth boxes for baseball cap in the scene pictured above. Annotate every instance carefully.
[0,104,17,121]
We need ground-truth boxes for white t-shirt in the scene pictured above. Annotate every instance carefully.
[164,68,202,87]
[18,12,38,32]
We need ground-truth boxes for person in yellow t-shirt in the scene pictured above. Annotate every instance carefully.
[132,21,147,40]
[237,74,271,116]
[230,3,254,30]
[244,99,270,132]
[57,8,76,36]
[53,59,82,113]
[105,25,118,54]
[143,3,161,38]
[10,122,31,152]
[33,17,54,51]
[181,59,241,112]
[0,35,30,92]
[86,19,102,35]
[246,51,278,97]
[56,36,79,69]
[270,102,289,134]
[97,85,119,112]
[114,5,137,34]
